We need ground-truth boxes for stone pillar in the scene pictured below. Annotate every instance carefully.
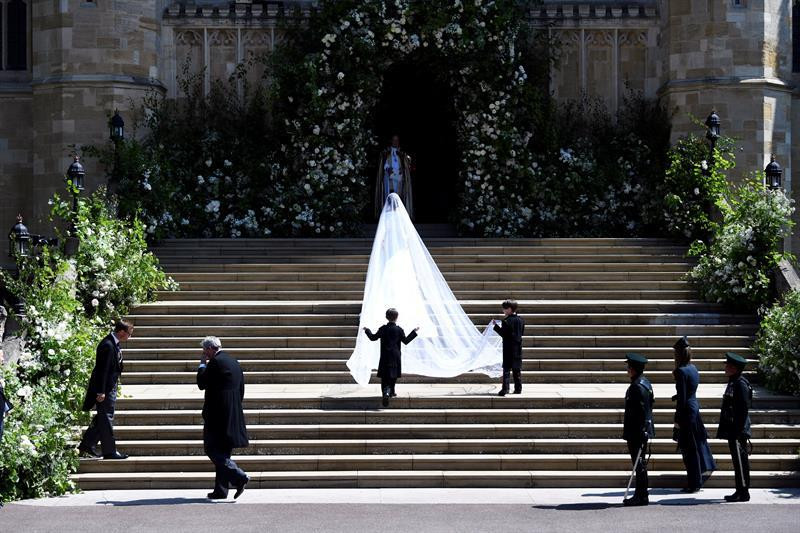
[29,0,165,227]
[659,0,794,250]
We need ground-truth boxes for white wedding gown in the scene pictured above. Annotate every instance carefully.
[346,193,503,386]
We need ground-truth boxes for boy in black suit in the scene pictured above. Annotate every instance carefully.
[363,308,418,407]
[493,299,525,396]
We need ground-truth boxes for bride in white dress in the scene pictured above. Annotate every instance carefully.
[347,193,502,386]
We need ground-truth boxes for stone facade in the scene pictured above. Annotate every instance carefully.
[0,0,797,258]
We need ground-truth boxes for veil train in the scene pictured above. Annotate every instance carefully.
[346,193,503,386]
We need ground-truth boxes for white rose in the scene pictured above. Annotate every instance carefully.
[91,298,100,307]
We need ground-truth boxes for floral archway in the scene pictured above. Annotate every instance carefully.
[272,0,537,236]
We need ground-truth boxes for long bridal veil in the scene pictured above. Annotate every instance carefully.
[346,193,503,386]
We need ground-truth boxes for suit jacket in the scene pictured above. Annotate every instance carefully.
[197,351,249,449]
[717,374,752,440]
[493,314,524,370]
[364,322,417,379]
[82,333,123,411]
[623,375,655,442]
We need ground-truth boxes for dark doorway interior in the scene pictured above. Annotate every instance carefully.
[372,59,459,223]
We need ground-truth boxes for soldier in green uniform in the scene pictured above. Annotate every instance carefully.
[622,352,655,506]
[717,352,752,502]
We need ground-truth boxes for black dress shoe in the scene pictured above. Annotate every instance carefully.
[78,444,101,458]
[623,496,649,506]
[390,392,397,397]
[681,487,700,494]
[207,491,228,500]
[234,476,250,500]
[512,390,522,395]
[382,395,389,407]
[498,390,507,397]
[724,491,750,502]
[103,452,129,460]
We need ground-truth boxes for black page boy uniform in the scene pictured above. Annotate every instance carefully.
[363,309,418,407]
[623,352,655,506]
[717,352,753,503]
[493,301,525,396]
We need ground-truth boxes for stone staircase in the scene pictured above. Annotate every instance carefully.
[72,238,800,489]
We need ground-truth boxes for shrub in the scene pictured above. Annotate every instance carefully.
[754,289,800,395]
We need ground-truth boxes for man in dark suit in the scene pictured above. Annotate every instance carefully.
[197,336,250,500]
[622,352,655,506]
[717,352,752,503]
[363,308,419,407]
[78,320,133,459]
[493,299,525,396]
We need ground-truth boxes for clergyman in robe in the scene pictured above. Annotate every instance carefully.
[374,134,413,219]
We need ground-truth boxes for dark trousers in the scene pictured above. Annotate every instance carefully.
[680,435,702,489]
[501,368,522,393]
[728,437,750,493]
[627,439,648,499]
[206,443,248,496]
[381,377,397,397]
[0,413,4,442]
[80,386,117,455]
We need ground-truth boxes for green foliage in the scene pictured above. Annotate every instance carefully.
[754,289,800,395]
[0,190,174,502]
[663,133,735,242]
[688,178,794,310]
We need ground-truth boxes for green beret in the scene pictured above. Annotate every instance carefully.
[673,336,690,350]
[725,352,747,367]
[626,352,648,365]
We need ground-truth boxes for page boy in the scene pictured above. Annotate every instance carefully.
[493,299,524,396]
[363,308,419,407]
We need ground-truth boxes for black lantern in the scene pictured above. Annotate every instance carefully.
[765,154,783,190]
[67,155,86,192]
[8,214,31,259]
[705,109,721,143]
[109,109,125,142]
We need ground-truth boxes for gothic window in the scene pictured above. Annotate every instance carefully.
[6,0,26,70]
[794,1,800,73]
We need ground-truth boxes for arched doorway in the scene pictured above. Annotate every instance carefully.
[373,59,459,223]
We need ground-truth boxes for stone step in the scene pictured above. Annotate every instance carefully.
[111,408,800,426]
[116,390,796,410]
[75,454,800,474]
[153,246,690,257]
[170,280,693,292]
[127,324,755,338]
[121,370,757,385]
[121,347,754,361]
[99,438,800,456]
[153,290,699,301]
[122,335,752,349]
[121,358,755,374]
[70,469,800,490]
[125,313,756,327]
[155,237,678,246]
[167,271,688,282]
[131,301,726,315]
[102,423,798,441]
[156,254,690,265]
[162,262,692,273]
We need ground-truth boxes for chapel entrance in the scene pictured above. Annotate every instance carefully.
[373,59,459,223]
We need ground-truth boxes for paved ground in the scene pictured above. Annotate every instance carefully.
[3,489,798,532]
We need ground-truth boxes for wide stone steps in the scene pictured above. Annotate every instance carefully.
[122,335,752,349]
[153,289,698,301]
[99,423,799,441]
[95,438,800,457]
[110,408,800,426]
[75,454,799,474]
[122,358,755,373]
[74,237,800,491]
[126,312,756,327]
[69,470,800,490]
[127,324,753,338]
